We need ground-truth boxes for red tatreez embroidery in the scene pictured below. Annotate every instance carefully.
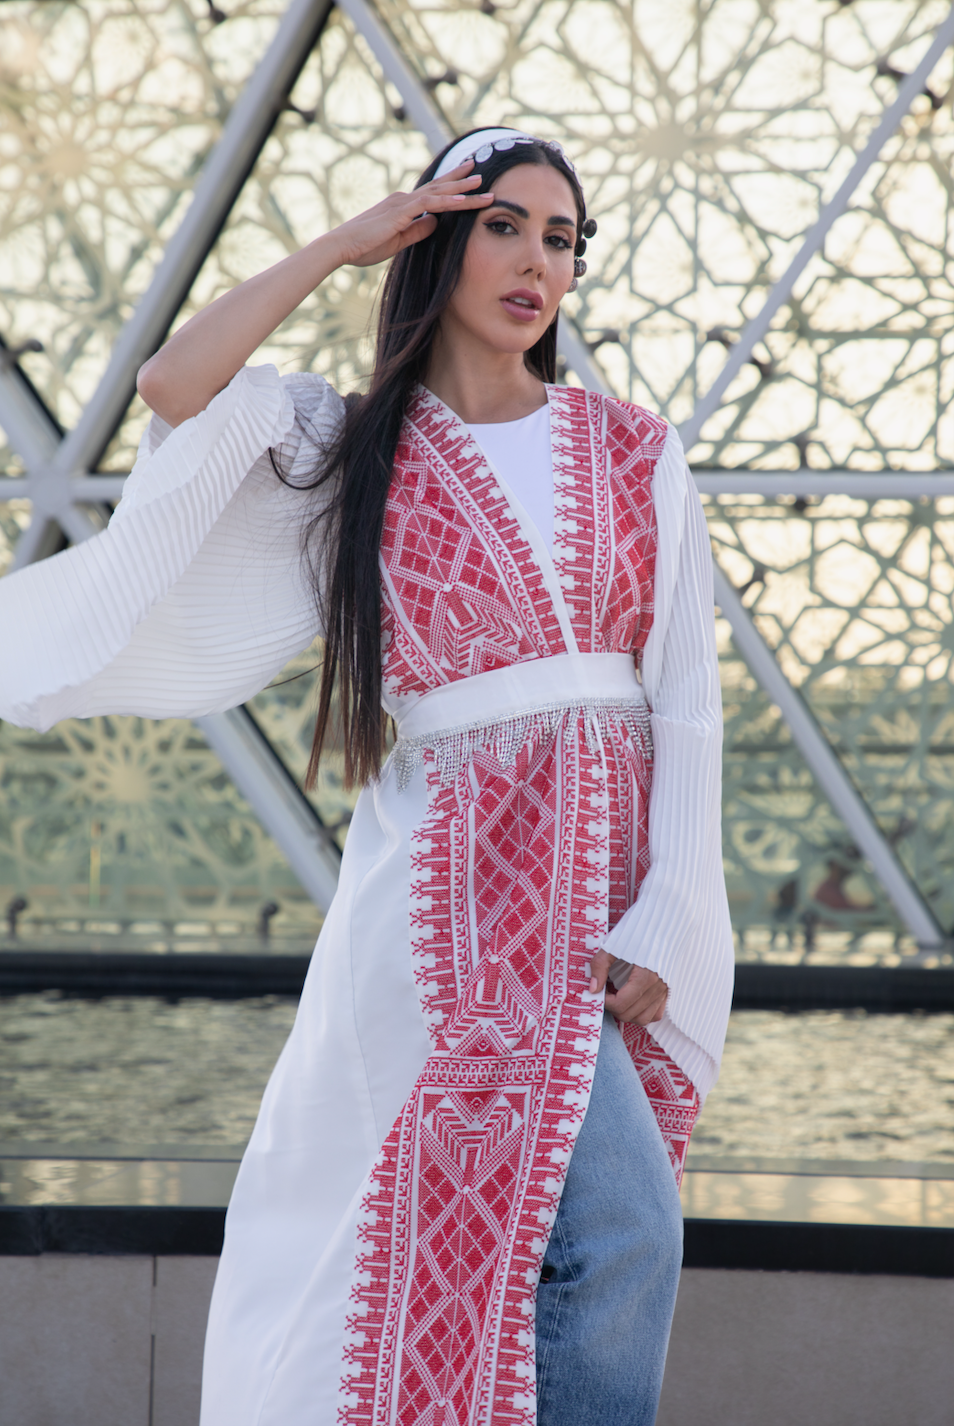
[341,388,693,1426]
[621,1023,701,1187]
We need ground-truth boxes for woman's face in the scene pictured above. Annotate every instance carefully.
[441,161,578,358]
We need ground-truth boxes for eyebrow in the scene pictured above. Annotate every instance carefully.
[487,198,576,229]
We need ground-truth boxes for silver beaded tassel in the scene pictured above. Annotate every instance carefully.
[393,696,653,792]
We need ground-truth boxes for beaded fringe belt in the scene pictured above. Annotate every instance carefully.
[393,695,653,791]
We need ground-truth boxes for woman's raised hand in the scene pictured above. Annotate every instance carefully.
[330,161,493,268]
[137,161,492,428]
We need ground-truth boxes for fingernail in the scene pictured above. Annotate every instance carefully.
[589,977,598,993]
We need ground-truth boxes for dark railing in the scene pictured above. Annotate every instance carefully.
[1,951,952,1010]
[2,1203,951,1276]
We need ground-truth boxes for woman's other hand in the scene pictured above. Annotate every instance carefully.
[588,950,668,1025]
[332,161,493,267]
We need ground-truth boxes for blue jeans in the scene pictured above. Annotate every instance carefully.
[535,1015,683,1426]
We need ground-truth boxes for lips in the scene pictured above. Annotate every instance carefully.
[500,289,543,322]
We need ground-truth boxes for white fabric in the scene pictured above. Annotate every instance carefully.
[0,366,340,729]
[0,365,730,1099]
[464,400,576,651]
[467,403,553,555]
[388,650,642,736]
[0,364,732,1424]
[602,426,734,1097]
[0,366,730,1100]
[434,127,535,177]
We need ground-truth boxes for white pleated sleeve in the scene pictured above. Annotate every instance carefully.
[0,365,343,731]
[605,424,734,1101]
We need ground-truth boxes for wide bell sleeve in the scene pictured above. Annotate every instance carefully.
[603,424,735,1101]
[0,365,344,731]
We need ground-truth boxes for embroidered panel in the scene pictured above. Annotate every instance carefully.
[549,386,663,659]
[342,389,691,1425]
[622,1022,701,1187]
[603,398,667,659]
[342,726,609,1426]
[381,390,568,701]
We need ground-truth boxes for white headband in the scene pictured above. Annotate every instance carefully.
[434,128,574,179]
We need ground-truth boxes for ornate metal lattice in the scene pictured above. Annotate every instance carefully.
[713,493,954,956]
[103,1,435,466]
[0,714,322,948]
[367,0,954,468]
[0,0,290,470]
[1,0,953,959]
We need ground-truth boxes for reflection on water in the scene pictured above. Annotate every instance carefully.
[1,995,952,1165]
[0,993,297,1148]
[680,1167,954,1228]
[695,1010,954,1164]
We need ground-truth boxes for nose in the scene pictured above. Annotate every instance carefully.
[518,230,549,278]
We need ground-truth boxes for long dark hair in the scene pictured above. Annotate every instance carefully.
[288,130,588,789]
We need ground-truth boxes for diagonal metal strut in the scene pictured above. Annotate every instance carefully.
[678,6,954,454]
[0,0,949,939]
[0,0,343,910]
[674,10,954,946]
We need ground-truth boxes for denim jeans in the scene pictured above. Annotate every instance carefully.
[535,1015,684,1426]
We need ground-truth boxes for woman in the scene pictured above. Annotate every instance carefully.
[0,128,733,1425]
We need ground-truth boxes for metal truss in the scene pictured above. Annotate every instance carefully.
[0,0,343,910]
[677,4,954,456]
[677,9,954,949]
[1,0,952,945]
[694,472,954,498]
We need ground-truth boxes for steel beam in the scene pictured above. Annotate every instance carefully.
[0,353,61,472]
[51,0,336,479]
[1,476,134,502]
[335,0,451,153]
[679,5,954,453]
[196,707,341,912]
[5,514,61,570]
[694,471,954,498]
[555,319,615,396]
[10,470,954,502]
[713,564,945,947]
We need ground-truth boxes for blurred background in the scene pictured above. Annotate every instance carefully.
[1,0,953,1221]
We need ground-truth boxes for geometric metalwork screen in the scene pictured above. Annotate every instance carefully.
[714,495,954,951]
[1,0,953,963]
[0,713,322,948]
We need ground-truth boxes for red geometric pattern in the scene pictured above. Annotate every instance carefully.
[379,388,568,700]
[622,1023,701,1187]
[340,387,695,1425]
[550,385,664,657]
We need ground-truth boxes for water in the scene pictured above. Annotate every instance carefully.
[1,994,952,1165]
[697,1010,954,1164]
[0,994,297,1148]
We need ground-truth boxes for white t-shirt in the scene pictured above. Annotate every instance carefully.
[467,402,554,556]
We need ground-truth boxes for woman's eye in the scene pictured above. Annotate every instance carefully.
[546,233,572,249]
[486,219,517,235]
